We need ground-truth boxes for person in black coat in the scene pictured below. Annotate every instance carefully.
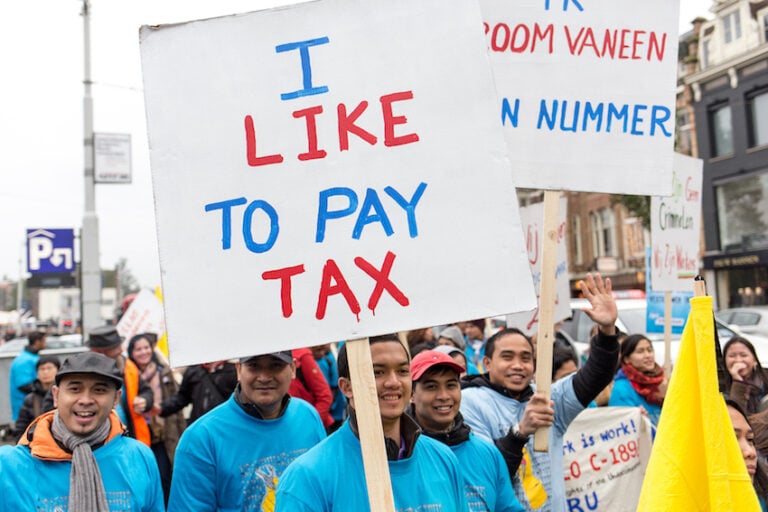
[159,360,237,424]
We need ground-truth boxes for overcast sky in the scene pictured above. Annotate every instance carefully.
[0,0,714,290]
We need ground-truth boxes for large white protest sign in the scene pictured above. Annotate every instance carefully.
[481,0,679,194]
[140,0,536,366]
[507,197,569,335]
[563,407,652,512]
[116,288,165,344]
[650,153,703,292]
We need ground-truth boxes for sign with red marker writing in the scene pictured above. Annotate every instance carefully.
[650,153,703,292]
[481,0,679,194]
[562,407,652,512]
[116,289,165,346]
[506,197,570,336]
[140,0,536,366]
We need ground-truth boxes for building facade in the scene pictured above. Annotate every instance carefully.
[685,0,768,309]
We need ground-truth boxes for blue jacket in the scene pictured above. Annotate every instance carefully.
[0,412,163,511]
[168,393,325,511]
[452,432,525,512]
[465,340,486,375]
[461,375,584,512]
[275,419,467,511]
[9,348,39,421]
[608,369,663,428]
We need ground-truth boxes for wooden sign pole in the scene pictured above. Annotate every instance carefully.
[533,190,561,452]
[346,338,396,512]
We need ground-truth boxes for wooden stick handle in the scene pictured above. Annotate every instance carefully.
[533,190,561,452]
[347,338,396,512]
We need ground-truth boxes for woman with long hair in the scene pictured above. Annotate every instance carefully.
[726,398,768,510]
[608,334,667,428]
[128,333,186,505]
[724,336,768,415]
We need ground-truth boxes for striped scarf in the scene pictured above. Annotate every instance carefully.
[51,411,111,512]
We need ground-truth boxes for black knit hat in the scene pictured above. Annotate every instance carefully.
[56,352,123,388]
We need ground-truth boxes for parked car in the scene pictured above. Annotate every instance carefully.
[716,306,768,338]
[0,334,83,354]
[559,299,768,367]
[0,338,29,354]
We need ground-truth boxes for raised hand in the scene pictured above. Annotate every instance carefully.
[579,272,617,335]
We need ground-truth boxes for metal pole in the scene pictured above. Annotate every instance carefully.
[17,243,24,335]
[81,0,102,333]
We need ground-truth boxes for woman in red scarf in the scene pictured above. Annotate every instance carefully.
[608,334,667,429]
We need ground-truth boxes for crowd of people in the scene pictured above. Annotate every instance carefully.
[2,273,767,510]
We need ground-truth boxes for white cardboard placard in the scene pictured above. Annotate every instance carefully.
[116,289,166,344]
[562,407,652,512]
[506,197,570,335]
[481,0,679,194]
[650,153,703,292]
[140,0,536,366]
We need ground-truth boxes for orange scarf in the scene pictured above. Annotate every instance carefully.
[19,410,125,461]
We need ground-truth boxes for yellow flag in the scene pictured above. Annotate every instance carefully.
[154,286,169,358]
[637,296,761,511]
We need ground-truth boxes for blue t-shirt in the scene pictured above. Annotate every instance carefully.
[9,349,39,421]
[465,340,486,375]
[0,434,163,511]
[461,375,584,512]
[168,394,325,512]
[275,420,467,511]
[608,369,663,428]
[452,433,525,512]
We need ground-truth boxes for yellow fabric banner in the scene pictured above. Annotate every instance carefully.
[154,286,169,358]
[637,296,760,511]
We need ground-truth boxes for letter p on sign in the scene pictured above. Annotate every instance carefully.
[26,228,75,273]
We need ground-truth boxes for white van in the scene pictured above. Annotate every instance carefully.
[559,299,768,367]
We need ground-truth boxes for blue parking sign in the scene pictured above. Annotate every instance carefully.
[26,228,76,274]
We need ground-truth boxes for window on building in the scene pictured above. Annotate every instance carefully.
[600,208,616,256]
[572,215,583,265]
[590,208,616,258]
[723,10,742,43]
[709,103,734,157]
[716,172,768,251]
[747,90,768,147]
[701,39,711,69]
[763,13,768,43]
[676,108,692,155]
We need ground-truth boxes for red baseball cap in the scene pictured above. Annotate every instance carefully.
[410,350,466,382]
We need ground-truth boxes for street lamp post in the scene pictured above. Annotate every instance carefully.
[81,0,102,334]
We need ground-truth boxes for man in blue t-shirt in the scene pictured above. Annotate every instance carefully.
[276,335,467,511]
[9,331,47,421]
[410,349,524,512]
[0,351,164,511]
[168,350,325,512]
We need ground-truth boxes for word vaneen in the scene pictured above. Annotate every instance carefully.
[485,22,667,61]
